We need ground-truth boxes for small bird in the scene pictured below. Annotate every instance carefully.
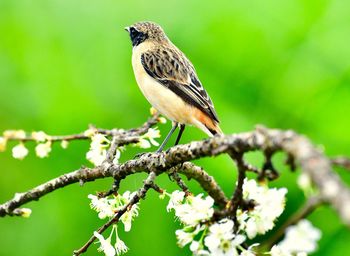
[125,21,222,152]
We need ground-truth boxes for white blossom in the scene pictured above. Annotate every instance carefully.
[89,192,139,232]
[174,193,214,226]
[31,131,48,142]
[242,179,287,239]
[138,128,160,148]
[90,134,110,148]
[176,229,194,247]
[20,208,32,218]
[176,225,204,247]
[278,220,321,254]
[86,134,110,166]
[239,244,259,256]
[114,235,128,255]
[94,231,116,256]
[204,218,245,256]
[86,149,106,166]
[149,107,157,115]
[84,127,97,137]
[270,245,307,256]
[0,137,7,152]
[240,250,256,256]
[190,240,210,255]
[144,128,160,146]
[158,117,167,124]
[167,190,185,212]
[159,190,167,200]
[120,203,139,232]
[35,141,52,158]
[270,245,292,256]
[112,149,121,165]
[88,195,114,219]
[12,143,29,160]
[138,138,151,149]
[61,140,69,149]
[190,241,200,252]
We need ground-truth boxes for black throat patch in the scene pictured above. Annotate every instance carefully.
[129,28,148,47]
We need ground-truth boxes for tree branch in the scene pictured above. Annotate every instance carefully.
[4,113,160,145]
[0,162,227,216]
[168,165,191,195]
[73,171,158,255]
[229,153,246,229]
[176,162,228,207]
[1,125,350,228]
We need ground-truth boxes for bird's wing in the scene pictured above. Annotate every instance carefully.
[141,46,219,123]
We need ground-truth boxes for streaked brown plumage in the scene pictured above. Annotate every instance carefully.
[125,21,222,151]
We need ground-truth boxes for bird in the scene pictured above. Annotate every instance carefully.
[125,21,222,152]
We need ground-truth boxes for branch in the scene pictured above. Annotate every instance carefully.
[229,153,246,229]
[168,165,191,195]
[0,162,227,216]
[2,126,350,227]
[4,113,160,145]
[262,195,325,250]
[177,162,228,207]
[73,171,157,255]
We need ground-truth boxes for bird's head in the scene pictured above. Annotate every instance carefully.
[125,21,167,47]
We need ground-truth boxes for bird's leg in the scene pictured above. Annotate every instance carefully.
[156,122,178,153]
[134,122,178,158]
[174,124,185,146]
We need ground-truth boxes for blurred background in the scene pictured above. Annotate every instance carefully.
[1,0,350,255]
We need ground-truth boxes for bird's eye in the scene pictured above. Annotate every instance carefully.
[128,27,148,47]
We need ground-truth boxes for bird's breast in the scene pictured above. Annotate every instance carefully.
[131,45,194,124]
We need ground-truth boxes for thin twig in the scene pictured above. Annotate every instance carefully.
[259,150,279,181]
[331,156,350,171]
[229,153,246,229]
[241,161,260,174]
[168,165,190,194]
[105,136,120,164]
[261,195,325,250]
[98,136,122,197]
[4,113,160,144]
[73,171,157,256]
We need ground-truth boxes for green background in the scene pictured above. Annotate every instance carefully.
[1,0,350,255]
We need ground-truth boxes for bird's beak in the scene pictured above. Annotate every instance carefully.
[124,26,130,33]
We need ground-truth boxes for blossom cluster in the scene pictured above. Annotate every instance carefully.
[88,191,140,256]
[163,178,318,256]
[85,133,114,166]
[84,127,161,166]
[136,128,161,149]
[0,123,162,167]
[165,190,250,255]
[0,130,60,160]
[163,179,322,256]
[238,179,287,239]
[271,219,321,256]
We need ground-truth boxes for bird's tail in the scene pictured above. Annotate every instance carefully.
[208,123,223,136]
[194,110,223,137]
